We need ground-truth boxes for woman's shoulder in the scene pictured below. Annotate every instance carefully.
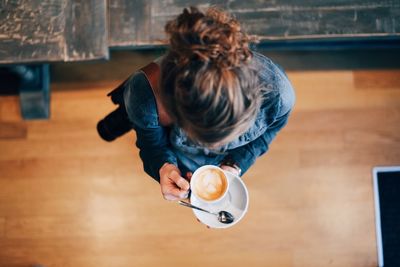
[252,51,295,118]
[123,71,159,129]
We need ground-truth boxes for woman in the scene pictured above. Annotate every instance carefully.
[98,7,295,201]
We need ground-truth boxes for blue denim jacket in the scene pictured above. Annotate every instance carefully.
[124,52,295,182]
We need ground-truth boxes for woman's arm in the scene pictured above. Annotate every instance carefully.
[123,72,190,200]
[123,72,178,181]
[221,111,291,175]
[134,124,190,200]
[221,73,296,175]
[133,124,178,182]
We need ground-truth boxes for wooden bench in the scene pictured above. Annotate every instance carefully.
[1,0,399,119]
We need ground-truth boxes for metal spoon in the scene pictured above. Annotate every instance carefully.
[178,200,235,224]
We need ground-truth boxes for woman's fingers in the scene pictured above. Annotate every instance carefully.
[159,163,191,200]
[163,193,179,201]
[162,172,190,200]
[164,186,189,200]
[186,172,193,181]
[170,171,190,191]
[220,165,240,176]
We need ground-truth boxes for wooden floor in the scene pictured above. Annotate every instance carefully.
[1,62,400,267]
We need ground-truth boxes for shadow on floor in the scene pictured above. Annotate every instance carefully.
[1,48,400,95]
[50,48,400,85]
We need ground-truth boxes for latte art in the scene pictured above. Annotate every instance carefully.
[194,169,228,201]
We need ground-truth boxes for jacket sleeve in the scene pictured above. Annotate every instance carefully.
[222,111,291,175]
[123,72,178,182]
[222,74,295,175]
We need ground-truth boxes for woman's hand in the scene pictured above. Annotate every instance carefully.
[220,165,241,176]
[159,163,190,201]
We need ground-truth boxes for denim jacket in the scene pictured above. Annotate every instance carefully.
[123,52,295,182]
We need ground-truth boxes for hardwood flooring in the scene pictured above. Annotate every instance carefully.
[0,67,400,267]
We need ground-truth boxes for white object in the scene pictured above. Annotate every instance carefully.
[190,165,230,204]
[190,171,249,229]
[372,166,400,267]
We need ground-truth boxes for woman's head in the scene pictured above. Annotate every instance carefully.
[160,6,263,147]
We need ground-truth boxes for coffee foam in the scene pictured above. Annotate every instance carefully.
[194,168,227,201]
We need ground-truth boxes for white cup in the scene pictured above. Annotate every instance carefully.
[190,165,229,204]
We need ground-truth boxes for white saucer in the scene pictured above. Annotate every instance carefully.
[190,172,249,229]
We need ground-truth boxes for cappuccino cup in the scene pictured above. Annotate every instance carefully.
[190,165,229,204]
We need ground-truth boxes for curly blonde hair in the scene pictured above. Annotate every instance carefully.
[160,6,263,146]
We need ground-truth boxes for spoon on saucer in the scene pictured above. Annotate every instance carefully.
[178,200,235,224]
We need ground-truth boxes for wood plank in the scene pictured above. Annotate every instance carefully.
[272,107,400,151]
[0,236,293,267]
[0,137,135,160]
[247,163,374,208]
[0,156,142,180]
[300,146,400,168]
[289,71,400,110]
[3,65,399,266]
[64,0,108,61]
[294,248,376,267]
[232,7,398,39]
[353,70,400,89]
[0,168,147,201]
[344,128,400,148]
[51,51,159,83]
[0,217,4,238]
[0,169,158,217]
[0,96,21,122]
[0,122,27,139]
[108,0,152,47]
[0,0,65,63]
[4,210,195,239]
[230,1,400,38]
[109,0,400,47]
[272,129,346,150]
[0,0,108,64]
[246,203,375,249]
[284,107,400,132]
